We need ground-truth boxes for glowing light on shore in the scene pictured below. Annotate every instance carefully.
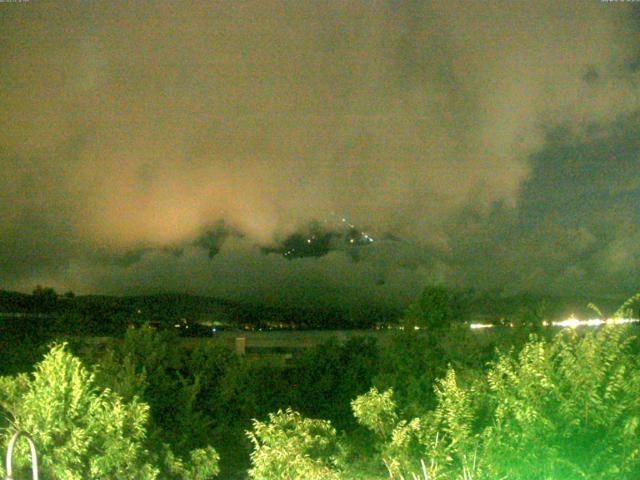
[470,315,639,330]
[550,315,638,329]
[470,323,495,330]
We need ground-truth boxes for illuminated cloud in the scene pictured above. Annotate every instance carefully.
[1,1,639,302]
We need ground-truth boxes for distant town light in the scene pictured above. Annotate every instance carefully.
[551,316,638,328]
[470,323,494,329]
[470,316,639,330]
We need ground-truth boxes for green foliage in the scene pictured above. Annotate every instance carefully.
[352,387,398,440]
[374,331,441,418]
[375,321,491,419]
[482,326,640,479]
[91,326,231,476]
[344,325,640,480]
[351,387,415,477]
[89,327,382,477]
[290,336,380,429]
[0,343,220,479]
[9,290,637,479]
[0,344,160,479]
[247,408,342,480]
[377,286,480,419]
[187,447,222,480]
[162,445,221,480]
[431,369,475,456]
[351,373,480,479]
[252,327,640,480]
[588,291,640,320]
[614,292,640,319]
[587,302,604,319]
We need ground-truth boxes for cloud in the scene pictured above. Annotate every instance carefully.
[1,1,639,302]
[50,237,436,308]
[444,112,640,297]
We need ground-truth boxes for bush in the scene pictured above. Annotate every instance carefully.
[0,344,220,479]
[290,336,380,429]
[0,344,160,479]
[247,408,342,480]
[482,326,640,479]
[92,326,236,458]
[352,325,640,480]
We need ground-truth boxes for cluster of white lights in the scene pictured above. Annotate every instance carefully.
[470,315,639,330]
[338,215,374,244]
[281,214,376,257]
[341,218,355,228]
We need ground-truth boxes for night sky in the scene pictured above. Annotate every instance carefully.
[1,1,639,307]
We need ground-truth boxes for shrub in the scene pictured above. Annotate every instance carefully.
[92,325,235,459]
[247,408,342,480]
[0,344,160,479]
[0,344,220,479]
[482,326,640,479]
[352,325,640,480]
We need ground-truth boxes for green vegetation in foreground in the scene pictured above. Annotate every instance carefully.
[246,325,640,480]
[0,288,637,479]
[0,344,219,479]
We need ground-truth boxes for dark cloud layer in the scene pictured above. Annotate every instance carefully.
[1,1,639,306]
